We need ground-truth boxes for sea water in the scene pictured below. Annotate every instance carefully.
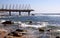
[0,15,60,24]
[0,15,60,38]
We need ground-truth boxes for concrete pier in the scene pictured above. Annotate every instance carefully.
[0,4,34,16]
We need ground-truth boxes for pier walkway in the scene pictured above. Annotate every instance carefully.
[0,4,34,16]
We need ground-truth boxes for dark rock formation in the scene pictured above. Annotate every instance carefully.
[8,32,22,37]
[39,28,44,32]
[29,21,32,24]
[31,14,35,16]
[4,36,6,38]
[2,21,14,24]
[56,36,60,38]
[16,29,27,35]
[16,29,24,32]
[6,29,27,37]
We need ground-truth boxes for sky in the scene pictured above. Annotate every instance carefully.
[0,0,60,13]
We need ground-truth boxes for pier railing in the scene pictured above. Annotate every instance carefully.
[0,4,34,16]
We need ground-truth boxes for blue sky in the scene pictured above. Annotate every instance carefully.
[0,0,60,13]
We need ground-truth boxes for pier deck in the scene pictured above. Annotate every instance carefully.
[0,4,34,16]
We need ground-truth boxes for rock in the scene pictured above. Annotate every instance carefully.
[29,21,32,24]
[9,32,22,37]
[8,33,13,36]
[16,29,24,32]
[56,36,60,38]
[47,29,52,32]
[4,36,6,38]
[39,28,44,32]
[16,29,27,35]
[2,21,14,24]
[31,14,35,16]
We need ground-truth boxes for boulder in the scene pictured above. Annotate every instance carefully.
[9,32,21,37]
[2,21,14,24]
[16,29,24,32]
[39,28,44,32]
[56,36,60,38]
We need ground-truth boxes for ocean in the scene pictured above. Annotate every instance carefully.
[0,15,60,24]
[0,15,60,38]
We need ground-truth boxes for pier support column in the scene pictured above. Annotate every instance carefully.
[19,11,21,15]
[9,11,11,16]
[28,11,30,16]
